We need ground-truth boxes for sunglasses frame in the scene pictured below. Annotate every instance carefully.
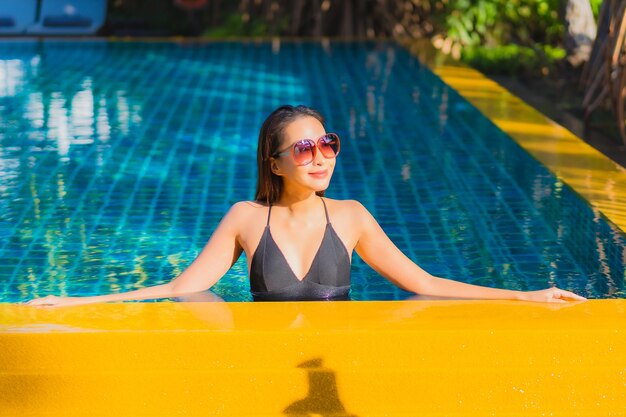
[272,133,341,166]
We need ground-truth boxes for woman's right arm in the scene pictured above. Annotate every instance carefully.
[25,203,246,308]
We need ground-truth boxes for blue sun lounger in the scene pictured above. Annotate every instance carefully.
[26,0,107,35]
[0,0,38,34]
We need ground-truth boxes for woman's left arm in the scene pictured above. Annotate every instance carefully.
[351,201,586,303]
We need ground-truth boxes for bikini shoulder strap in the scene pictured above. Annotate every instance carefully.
[320,197,330,224]
[266,204,272,227]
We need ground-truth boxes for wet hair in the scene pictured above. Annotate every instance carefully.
[255,105,325,204]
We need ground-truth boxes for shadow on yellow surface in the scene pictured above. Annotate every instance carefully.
[284,358,357,417]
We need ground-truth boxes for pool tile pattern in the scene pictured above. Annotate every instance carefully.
[0,40,624,302]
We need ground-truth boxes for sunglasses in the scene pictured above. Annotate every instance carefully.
[272,133,341,166]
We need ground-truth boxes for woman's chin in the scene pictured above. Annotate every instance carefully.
[311,180,331,193]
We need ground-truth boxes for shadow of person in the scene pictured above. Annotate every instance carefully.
[283,358,357,417]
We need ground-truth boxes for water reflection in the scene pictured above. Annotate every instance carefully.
[0,42,310,302]
[1,41,625,303]
[0,58,26,97]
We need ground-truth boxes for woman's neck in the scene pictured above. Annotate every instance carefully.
[275,190,320,214]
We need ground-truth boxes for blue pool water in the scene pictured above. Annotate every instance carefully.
[0,40,625,302]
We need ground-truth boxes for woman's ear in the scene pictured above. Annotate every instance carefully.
[270,159,281,175]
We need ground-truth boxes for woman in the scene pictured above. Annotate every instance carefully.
[26,105,586,307]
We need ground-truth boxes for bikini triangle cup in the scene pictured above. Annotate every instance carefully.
[249,198,351,301]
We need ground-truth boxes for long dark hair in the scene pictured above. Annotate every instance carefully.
[255,105,325,204]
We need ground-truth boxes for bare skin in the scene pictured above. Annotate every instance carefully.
[26,116,587,307]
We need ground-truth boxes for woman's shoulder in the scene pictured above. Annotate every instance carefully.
[322,197,369,217]
[322,198,374,241]
[218,201,269,232]
[227,200,268,216]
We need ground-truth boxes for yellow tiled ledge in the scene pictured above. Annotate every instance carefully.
[403,40,626,233]
[2,300,626,416]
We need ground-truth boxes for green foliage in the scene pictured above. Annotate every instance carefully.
[443,0,563,48]
[438,0,601,76]
[461,44,567,76]
[202,14,269,38]
[445,0,498,46]
[590,0,603,18]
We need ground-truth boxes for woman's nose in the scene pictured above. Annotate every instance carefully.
[312,146,325,165]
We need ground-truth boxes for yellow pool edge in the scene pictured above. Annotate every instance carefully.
[2,300,626,416]
[400,39,626,233]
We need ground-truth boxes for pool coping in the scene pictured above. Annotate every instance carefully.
[401,39,626,234]
[2,300,626,416]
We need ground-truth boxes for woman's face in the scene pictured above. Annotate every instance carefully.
[272,116,336,194]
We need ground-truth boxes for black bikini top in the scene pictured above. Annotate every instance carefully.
[249,198,351,301]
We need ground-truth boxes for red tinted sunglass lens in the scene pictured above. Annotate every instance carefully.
[293,140,316,165]
[319,134,340,157]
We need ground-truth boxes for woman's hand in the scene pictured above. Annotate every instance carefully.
[518,287,587,303]
[24,295,95,308]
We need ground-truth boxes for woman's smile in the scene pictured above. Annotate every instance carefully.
[308,169,328,179]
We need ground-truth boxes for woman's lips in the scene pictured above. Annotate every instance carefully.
[308,170,328,179]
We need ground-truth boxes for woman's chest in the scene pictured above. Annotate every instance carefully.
[238,215,356,271]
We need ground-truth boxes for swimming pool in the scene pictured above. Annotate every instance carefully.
[1,40,624,302]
